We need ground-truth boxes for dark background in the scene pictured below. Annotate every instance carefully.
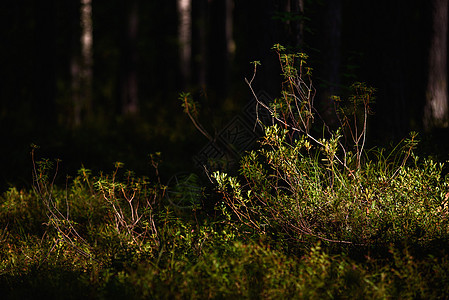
[0,0,448,191]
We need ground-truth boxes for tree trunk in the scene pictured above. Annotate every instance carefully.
[320,0,342,127]
[195,0,208,89]
[72,0,93,127]
[424,0,448,130]
[34,0,56,129]
[220,0,235,96]
[296,0,304,48]
[177,0,192,86]
[289,0,304,49]
[121,0,139,115]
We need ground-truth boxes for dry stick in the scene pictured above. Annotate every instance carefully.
[31,148,43,196]
[358,103,369,170]
[107,187,144,248]
[353,96,359,157]
[247,63,265,132]
[122,187,136,223]
[290,222,362,245]
[183,96,213,142]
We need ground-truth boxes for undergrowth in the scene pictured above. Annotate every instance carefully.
[1,45,449,298]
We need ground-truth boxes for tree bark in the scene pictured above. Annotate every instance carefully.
[288,0,304,49]
[296,0,304,48]
[224,0,235,95]
[72,0,93,127]
[178,0,192,86]
[34,0,56,128]
[424,0,448,130]
[195,0,208,89]
[121,0,139,115]
[321,0,342,127]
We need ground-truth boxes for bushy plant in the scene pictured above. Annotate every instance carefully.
[212,44,449,247]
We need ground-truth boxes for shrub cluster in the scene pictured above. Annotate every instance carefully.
[212,44,449,247]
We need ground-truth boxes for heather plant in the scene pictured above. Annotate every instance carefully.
[212,44,449,246]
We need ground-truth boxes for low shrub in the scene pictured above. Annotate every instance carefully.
[211,45,449,248]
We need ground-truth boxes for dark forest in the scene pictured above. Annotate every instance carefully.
[0,0,447,188]
[2,1,449,298]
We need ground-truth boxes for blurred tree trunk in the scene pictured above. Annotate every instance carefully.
[224,0,235,93]
[72,0,93,127]
[194,0,208,89]
[295,0,304,48]
[424,0,448,130]
[206,0,233,100]
[178,0,192,86]
[320,0,342,127]
[387,0,408,139]
[120,0,139,115]
[285,0,304,49]
[34,0,56,128]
